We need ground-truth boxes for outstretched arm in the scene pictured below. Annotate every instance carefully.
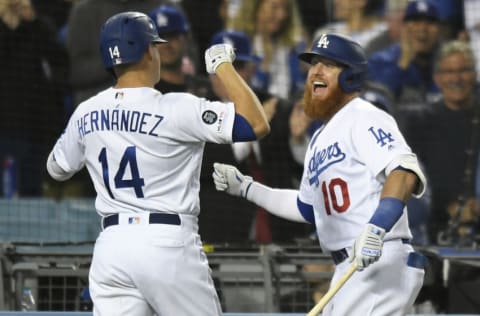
[212,163,310,223]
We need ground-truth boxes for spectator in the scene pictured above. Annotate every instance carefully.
[0,0,68,196]
[403,40,480,246]
[463,0,480,78]
[364,0,409,56]
[313,0,386,51]
[432,0,464,39]
[365,0,461,57]
[368,0,444,128]
[288,89,315,168]
[65,0,165,106]
[200,30,310,243]
[31,0,73,32]
[227,0,307,99]
[148,4,207,95]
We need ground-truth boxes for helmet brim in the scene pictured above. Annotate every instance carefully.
[298,52,316,64]
[298,52,350,68]
[153,38,168,44]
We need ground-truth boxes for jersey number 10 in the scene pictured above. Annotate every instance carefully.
[98,146,145,199]
[321,178,350,215]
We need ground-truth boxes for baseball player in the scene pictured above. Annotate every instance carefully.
[213,34,427,315]
[46,11,269,316]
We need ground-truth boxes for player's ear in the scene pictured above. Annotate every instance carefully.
[145,44,154,60]
[144,44,158,62]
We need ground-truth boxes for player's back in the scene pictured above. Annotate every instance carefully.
[69,87,234,217]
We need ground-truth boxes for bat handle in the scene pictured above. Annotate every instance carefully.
[306,262,357,316]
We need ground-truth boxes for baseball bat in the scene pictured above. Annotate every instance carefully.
[306,262,357,316]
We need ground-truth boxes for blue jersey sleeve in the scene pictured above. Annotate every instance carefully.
[232,114,256,142]
[297,197,315,224]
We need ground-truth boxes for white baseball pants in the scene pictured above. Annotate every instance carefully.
[89,213,222,316]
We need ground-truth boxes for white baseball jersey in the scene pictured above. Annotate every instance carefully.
[52,87,235,217]
[298,97,414,251]
[50,87,231,315]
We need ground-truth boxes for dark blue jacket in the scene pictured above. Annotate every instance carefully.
[367,43,440,100]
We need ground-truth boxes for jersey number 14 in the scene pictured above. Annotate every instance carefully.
[98,146,145,199]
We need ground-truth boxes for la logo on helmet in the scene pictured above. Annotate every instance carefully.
[417,1,428,12]
[317,34,330,49]
[156,13,169,27]
[222,36,234,47]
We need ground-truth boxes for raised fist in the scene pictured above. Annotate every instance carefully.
[204,44,236,74]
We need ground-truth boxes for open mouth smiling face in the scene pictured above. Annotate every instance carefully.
[312,80,328,97]
[307,56,343,99]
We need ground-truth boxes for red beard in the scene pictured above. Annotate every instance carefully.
[302,82,348,121]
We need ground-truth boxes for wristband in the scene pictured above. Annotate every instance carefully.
[369,197,405,232]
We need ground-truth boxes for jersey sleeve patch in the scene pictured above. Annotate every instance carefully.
[367,126,395,150]
[202,110,218,125]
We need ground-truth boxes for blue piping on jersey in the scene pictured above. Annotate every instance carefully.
[309,124,325,149]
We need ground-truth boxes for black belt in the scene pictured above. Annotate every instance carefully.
[103,213,181,229]
[330,238,410,265]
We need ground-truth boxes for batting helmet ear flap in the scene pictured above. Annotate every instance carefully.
[339,68,366,93]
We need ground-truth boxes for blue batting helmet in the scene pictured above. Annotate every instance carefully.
[99,11,167,69]
[148,5,190,35]
[299,33,368,93]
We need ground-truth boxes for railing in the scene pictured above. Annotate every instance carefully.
[0,199,479,313]
[0,242,334,313]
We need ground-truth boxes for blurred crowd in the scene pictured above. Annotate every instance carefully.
[0,0,479,251]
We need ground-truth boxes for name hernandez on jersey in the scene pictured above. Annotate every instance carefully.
[76,109,164,138]
[299,97,413,251]
[52,87,236,216]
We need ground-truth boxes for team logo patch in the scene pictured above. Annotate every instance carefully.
[202,110,218,125]
[368,126,394,148]
[155,13,168,28]
[317,34,329,48]
[128,217,141,224]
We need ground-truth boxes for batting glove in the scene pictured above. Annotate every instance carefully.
[213,163,253,198]
[350,223,386,271]
[205,44,236,74]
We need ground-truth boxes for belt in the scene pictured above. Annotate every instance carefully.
[330,238,410,265]
[103,213,181,229]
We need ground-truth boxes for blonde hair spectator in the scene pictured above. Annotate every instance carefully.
[228,0,304,46]
[434,40,476,73]
[227,0,307,99]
